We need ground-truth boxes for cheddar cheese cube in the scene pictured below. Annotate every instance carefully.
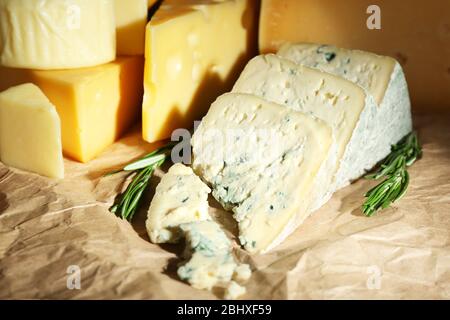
[0,57,144,163]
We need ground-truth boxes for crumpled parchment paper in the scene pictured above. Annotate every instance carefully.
[1,113,449,299]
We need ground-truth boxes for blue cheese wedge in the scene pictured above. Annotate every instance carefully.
[278,43,409,106]
[178,221,251,299]
[233,53,412,192]
[145,163,211,243]
[278,44,413,185]
[191,93,333,253]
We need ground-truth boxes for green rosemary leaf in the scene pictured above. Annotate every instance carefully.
[396,170,410,201]
[122,170,152,220]
[362,132,421,216]
[123,153,166,171]
[108,141,175,221]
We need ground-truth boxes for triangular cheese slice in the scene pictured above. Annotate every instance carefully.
[233,53,412,193]
[278,43,413,188]
[192,93,333,253]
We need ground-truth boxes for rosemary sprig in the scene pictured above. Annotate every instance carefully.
[362,132,422,216]
[109,142,175,221]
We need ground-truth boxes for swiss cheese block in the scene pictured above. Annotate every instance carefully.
[233,54,412,191]
[0,56,144,163]
[0,0,115,70]
[192,93,333,253]
[146,163,211,244]
[0,84,64,179]
[115,0,159,55]
[142,0,258,143]
[259,0,450,111]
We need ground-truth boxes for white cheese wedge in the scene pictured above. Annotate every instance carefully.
[145,163,211,244]
[233,54,413,192]
[0,0,115,70]
[191,93,333,253]
[0,83,64,179]
[278,44,413,185]
[178,221,251,299]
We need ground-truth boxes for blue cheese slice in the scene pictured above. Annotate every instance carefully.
[191,93,333,253]
[232,53,412,192]
[145,163,211,243]
[178,221,251,299]
[278,44,413,186]
[278,43,408,106]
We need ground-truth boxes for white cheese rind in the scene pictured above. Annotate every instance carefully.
[334,62,412,189]
[278,43,413,188]
[145,163,211,244]
[191,93,333,253]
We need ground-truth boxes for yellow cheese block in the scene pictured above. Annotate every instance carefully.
[0,84,64,179]
[0,57,144,163]
[115,0,159,55]
[259,0,450,112]
[0,0,115,70]
[142,0,258,143]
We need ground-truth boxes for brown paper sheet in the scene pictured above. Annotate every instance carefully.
[1,113,449,299]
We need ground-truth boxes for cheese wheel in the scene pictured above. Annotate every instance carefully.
[0,0,116,70]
